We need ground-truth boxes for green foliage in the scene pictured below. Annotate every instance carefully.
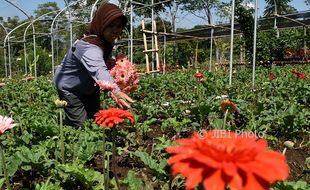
[234,0,254,61]
[161,117,191,133]
[274,180,310,190]
[0,65,309,188]
[122,170,145,190]
[133,150,167,175]
[256,28,306,63]
[56,163,104,189]
[34,2,60,17]
[35,181,63,190]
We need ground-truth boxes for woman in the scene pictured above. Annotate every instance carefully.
[53,3,134,127]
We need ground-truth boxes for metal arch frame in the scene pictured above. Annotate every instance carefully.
[0,23,10,78]
[50,0,80,76]
[252,0,258,88]
[63,0,73,46]
[23,10,59,77]
[130,0,134,63]
[4,21,32,78]
[229,0,235,86]
[90,0,105,21]
[158,17,167,74]
[273,0,280,38]
[119,27,131,56]
[3,0,36,78]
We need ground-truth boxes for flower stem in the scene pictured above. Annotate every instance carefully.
[0,143,12,190]
[102,129,107,190]
[223,109,229,129]
[59,110,65,164]
[106,150,110,190]
[112,128,121,190]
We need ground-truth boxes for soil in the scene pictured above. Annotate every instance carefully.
[270,134,310,183]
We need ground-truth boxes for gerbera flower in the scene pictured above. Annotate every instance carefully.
[166,130,289,190]
[194,72,204,81]
[96,80,118,91]
[110,55,139,93]
[22,74,34,81]
[111,68,129,86]
[0,115,16,134]
[292,70,307,80]
[115,54,128,65]
[268,72,276,80]
[220,99,238,113]
[94,108,134,128]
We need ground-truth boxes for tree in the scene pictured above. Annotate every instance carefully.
[178,0,220,25]
[34,2,60,17]
[264,0,297,16]
[305,0,310,6]
[235,0,255,61]
[33,2,61,50]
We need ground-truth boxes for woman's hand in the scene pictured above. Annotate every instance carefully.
[111,91,134,109]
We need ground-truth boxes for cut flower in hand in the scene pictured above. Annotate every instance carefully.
[110,54,139,93]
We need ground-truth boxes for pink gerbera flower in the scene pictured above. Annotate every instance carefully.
[110,54,139,93]
[0,115,16,134]
[96,80,118,91]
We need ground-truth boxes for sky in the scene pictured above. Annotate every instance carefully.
[0,0,308,29]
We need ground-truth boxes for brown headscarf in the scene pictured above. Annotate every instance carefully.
[83,3,127,61]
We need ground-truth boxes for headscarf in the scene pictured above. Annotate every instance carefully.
[83,3,127,62]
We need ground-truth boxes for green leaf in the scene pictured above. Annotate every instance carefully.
[123,170,145,190]
[0,178,5,189]
[133,151,166,175]
[274,180,310,190]
[212,118,224,129]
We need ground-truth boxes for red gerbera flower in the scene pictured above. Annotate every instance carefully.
[166,130,289,190]
[94,108,134,128]
[194,72,204,81]
[268,72,276,80]
[292,70,307,80]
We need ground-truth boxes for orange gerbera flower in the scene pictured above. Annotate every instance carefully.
[166,130,289,190]
[94,108,134,128]
[0,115,16,134]
[220,99,238,113]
